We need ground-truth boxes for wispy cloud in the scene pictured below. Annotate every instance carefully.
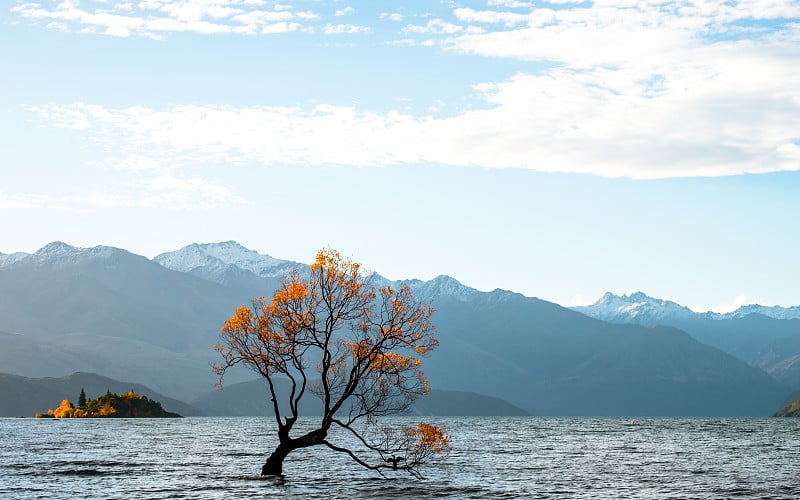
[402,19,463,35]
[379,12,403,22]
[324,23,370,35]
[0,192,51,209]
[27,64,800,181]
[14,1,800,178]
[708,294,749,314]
[11,0,318,38]
[335,6,355,17]
[1,171,245,211]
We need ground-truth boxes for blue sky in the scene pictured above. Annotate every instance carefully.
[2,0,799,312]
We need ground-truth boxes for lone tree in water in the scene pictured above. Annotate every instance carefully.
[214,248,449,477]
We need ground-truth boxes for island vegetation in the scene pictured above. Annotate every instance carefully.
[773,399,800,417]
[35,389,181,418]
[215,248,450,477]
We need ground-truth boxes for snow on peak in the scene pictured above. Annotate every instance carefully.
[402,275,478,302]
[574,291,695,324]
[577,291,800,323]
[154,241,299,278]
[22,241,121,266]
[728,304,800,320]
[0,251,29,269]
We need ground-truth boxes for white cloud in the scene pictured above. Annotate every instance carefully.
[324,23,370,35]
[453,8,529,27]
[487,0,534,8]
[379,12,403,22]
[402,18,463,35]
[708,294,749,314]
[11,0,318,38]
[1,168,245,210]
[0,192,50,209]
[569,293,594,307]
[16,1,800,178]
[335,7,354,17]
[28,37,800,182]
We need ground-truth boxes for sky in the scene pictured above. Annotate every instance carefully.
[1,0,799,313]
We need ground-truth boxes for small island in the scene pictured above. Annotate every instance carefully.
[773,399,800,417]
[35,389,181,418]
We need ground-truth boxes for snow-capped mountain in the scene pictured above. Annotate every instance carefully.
[0,241,124,269]
[574,291,800,322]
[401,275,480,303]
[572,291,704,325]
[727,304,800,320]
[0,251,28,268]
[154,241,492,304]
[154,241,302,281]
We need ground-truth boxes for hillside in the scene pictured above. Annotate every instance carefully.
[0,243,267,398]
[574,292,800,388]
[0,372,200,417]
[0,241,791,416]
[191,378,529,416]
[425,293,787,416]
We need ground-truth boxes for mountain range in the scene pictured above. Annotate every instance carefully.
[1,241,798,416]
[575,292,800,388]
[574,291,800,323]
[0,372,528,418]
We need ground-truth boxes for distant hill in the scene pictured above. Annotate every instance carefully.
[425,293,788,416]
[0,241,791,416]
[191,378,528,416]
[574,292,800,388]
[410,389,529,416]
[0,372,200,417]
[0,242,267,398]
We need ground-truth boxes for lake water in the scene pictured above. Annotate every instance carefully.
[2,417,799,498]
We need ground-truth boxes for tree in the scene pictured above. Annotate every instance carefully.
[214,248,449,477]
[78,388,87,408]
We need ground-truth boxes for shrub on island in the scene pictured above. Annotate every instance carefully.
[35,390,181,418]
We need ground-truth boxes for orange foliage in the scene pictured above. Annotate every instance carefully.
[215,248,446,475]
[49,399,75,418]
[408,422,450,454]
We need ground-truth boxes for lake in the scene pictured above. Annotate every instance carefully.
[2,417,799,498]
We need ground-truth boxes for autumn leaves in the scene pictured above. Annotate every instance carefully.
[215,248,449,475]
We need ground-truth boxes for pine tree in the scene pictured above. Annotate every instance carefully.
[78,388,87,408]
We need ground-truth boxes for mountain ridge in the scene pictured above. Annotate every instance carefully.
[574,291,800,389]
[575,291,800,322]
[0,241,795,415]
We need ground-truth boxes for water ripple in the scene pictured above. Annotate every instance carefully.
[1,416,800,498]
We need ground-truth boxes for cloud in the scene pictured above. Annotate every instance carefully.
[569,293,594,307]
[379,12,403,22]
[0,192,50,209]
[708,294,749,314]
[335,7,355,17]
[11,0,318,38]
[324,23,371,35]
[28,54,800,181]
[453,8,529,27]
[1,170,246,211]
[15,1,800,178]
[402,19,463,35]
[487,0,534,7]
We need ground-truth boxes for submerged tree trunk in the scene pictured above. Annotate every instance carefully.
[261,442,292,476]
[261,428,328,476]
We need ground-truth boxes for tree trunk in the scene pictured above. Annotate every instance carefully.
[260,428,328,476]
[261,443,292,476]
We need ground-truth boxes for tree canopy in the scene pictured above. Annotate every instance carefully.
[214,248,449,476]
